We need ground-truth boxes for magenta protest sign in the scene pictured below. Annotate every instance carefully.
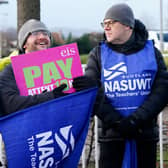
[11,43,83,96]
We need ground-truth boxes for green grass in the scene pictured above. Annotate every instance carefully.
[156,149,168,168]
[163,56,168,68]
[80,54,89,64]
[157,149,168,160]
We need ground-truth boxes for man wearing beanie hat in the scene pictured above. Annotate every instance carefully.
[0,19,96,116]
[0,19,51,71]
[0,19,57,167]
[83,3,168,168]
[18,19,51,53]
[0,19,68,116]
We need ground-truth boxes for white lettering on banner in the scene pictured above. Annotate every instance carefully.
[104,78,152,93]
[115,91,139,97]
[27,125,75,168]
[31,153,37,168]
[36,131,54,168]
[115,106,138,111]
[60,47,76,57]
[27,137,37,168]
[36,131,54,147]
[28,84,54,95]
[27,79,73,96]
[27,136,35,151]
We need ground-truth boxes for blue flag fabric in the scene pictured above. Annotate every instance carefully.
[0,88,97,168]
[122,140,137,168]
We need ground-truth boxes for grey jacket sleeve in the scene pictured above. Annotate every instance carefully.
[85,46,104,116]
[85,46,101,80]
[85,46,122,124]
[0,64,55,116]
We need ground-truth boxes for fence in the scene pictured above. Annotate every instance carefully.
[79,111,168,168]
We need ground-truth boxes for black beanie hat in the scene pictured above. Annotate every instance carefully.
[104,3,135,28]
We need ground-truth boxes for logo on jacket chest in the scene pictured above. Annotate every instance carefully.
[103,62,153,98]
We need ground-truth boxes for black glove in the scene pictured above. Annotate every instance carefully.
[53,83,68,98]
[72,76,99,91]
[95,102,122,130]
[116,114,142,139]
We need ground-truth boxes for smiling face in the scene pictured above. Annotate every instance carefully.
[23,30,51,53]
[102,19,133,44]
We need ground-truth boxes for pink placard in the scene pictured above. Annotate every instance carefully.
[11,43,83,96]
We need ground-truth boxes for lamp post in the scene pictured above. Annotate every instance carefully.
[159,1,164,168]
[0,0,8,58]
[159,0,163,52]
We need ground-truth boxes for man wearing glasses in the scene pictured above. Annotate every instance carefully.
[0,19,95,115]
[85,3,168,168]
[0,19,69,116]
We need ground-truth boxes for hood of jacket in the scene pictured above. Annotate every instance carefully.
[105,19,149,55]
[0,50,19,72]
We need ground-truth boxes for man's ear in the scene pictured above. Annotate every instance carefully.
[125,25,132,30]
[23,44,26,49]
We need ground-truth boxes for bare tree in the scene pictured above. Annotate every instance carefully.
[17,0,40,31]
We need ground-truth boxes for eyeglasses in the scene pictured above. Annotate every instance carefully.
[101,20,118,28]
[31,30,50,37]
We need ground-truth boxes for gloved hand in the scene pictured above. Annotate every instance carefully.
[116,114,142,139]
[95,102,123,130]
[53,83,68,98]
[72,76,99,91]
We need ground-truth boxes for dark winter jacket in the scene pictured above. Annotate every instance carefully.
[85,20,168,141]
[0,49,55,116]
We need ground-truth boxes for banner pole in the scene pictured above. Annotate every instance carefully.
[159,112,163,168]
[82,146,86,168]
[94,116,99,168]
[159,0,163,167]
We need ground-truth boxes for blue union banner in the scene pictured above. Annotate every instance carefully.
[0,88,97,168]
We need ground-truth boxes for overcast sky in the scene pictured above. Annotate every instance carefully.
[1,0,168,32]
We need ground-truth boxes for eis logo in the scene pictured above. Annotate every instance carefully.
[27,125,74,168]
[60,47,76,57]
